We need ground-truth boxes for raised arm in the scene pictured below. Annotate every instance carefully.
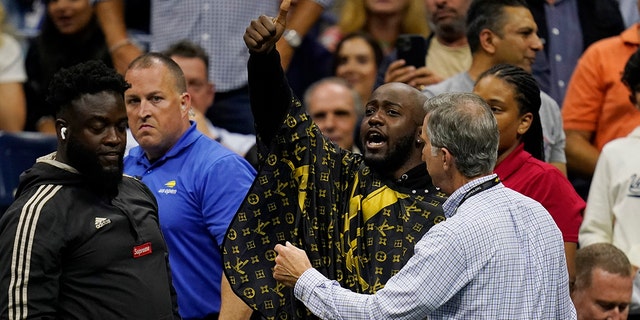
[275,0,327,70]
[245,0,294,145]
[94,0,143,75]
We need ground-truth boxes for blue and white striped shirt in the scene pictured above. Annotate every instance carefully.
[295,174,576,319]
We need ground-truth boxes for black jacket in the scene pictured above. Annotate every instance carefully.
[0,154,180,319]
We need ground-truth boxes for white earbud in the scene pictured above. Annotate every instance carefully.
[60,127,67,140]
[181,104,186,110]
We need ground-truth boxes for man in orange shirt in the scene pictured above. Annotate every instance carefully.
[562,18,640,198]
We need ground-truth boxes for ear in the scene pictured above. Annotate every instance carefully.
[441,147,453,171]
[415,126,423,145]
[55,119,68,141]
[517,112,533,136]
[180,93,192,117]
[479,28,497,54]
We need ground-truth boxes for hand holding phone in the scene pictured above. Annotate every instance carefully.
[396,34,427,68]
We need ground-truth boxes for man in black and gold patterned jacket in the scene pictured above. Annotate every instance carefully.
[222,4,447,319]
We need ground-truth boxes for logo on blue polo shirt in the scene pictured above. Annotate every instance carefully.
[158,180,178,195]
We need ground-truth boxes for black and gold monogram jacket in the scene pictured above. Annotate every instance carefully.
[223,50,447,320]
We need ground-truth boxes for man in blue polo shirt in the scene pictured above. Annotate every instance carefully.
[123,52,256,320]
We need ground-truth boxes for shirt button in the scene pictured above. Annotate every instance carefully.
[558,80,565,88]
[555,54,562,62]
[201,33,210,41]
[552,28,560,35]
[203,3,210,10]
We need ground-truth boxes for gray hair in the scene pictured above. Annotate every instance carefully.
[424,92,499,178]
[303,77,364,117]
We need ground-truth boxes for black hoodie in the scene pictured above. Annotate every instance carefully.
[0,153,180,319]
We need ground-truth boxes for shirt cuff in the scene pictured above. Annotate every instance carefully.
[294,268,329,303]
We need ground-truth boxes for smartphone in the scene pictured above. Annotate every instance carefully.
[396,34,427,68]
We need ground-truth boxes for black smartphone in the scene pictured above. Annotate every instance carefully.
[396,34,427,68]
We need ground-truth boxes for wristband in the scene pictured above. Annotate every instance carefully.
[109,38,134,53]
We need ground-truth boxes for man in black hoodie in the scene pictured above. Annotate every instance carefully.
[0,60,180,319]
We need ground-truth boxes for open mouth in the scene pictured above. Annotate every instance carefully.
[365,131,387,149]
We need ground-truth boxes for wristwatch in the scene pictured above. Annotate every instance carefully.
[283,29,302,48]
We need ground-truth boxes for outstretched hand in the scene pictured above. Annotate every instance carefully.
[244,0,290,53]
[273,241,312,288]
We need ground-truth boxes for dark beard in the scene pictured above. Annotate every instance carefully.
[365,133,414,176]
[66,138,123,198]
[436,19,466,44]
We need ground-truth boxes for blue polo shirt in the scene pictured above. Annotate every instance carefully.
[124,123,256,319]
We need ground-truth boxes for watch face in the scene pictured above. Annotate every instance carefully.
[285,30,302,48]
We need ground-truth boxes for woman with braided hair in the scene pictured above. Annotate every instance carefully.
[473,63,585,287]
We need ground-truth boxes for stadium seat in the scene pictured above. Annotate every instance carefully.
[0,131,57,215]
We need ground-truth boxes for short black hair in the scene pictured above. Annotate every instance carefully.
[163,39,210,75]
[466,0,528,53]
[622,47,640,104]
[47,60,129,117]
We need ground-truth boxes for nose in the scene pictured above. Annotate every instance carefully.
[366,109,384,127]
[103,126,123,145]
[531,33,543,51]
[323,113,337,132]
[136,100,152,120]
[340,58,358,74]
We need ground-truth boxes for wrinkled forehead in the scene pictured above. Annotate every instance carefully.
[370,83,424,110]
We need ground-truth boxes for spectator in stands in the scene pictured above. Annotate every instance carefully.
[150,0,333,136]
[0,2,26,132]
[24,0,111,134]
[422,0,567,176]
[473,63,584,285]
[561,3,640,199]
[379,0,472,90]
[304,76,363,152]
[579,46,640,317]
[321,0,429,55]
[572,243,635,320]
[333,32,383,104]
[526,0,624,105]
